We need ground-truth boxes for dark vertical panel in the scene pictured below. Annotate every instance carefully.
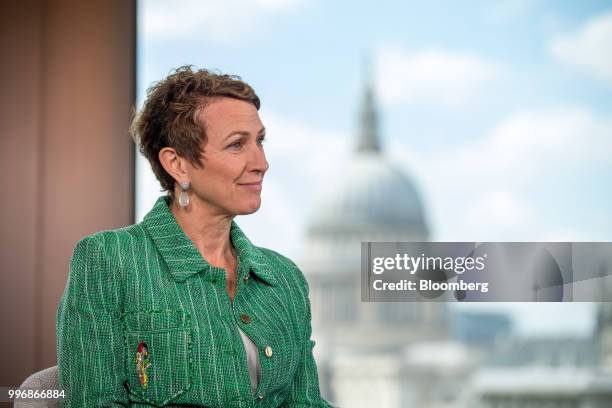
[0,0,43,387]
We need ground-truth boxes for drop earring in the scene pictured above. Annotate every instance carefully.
[178,181,190,208]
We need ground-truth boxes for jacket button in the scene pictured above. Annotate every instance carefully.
[243,275,249,283]
[264,346,273,358]
[257,394,265,400]
[240,313,251,324]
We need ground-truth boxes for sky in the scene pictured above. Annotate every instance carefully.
[135,0,612,337]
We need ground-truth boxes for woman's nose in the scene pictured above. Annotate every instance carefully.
[250,144,269,174]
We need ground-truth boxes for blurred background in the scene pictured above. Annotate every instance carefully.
[2,0,612,406]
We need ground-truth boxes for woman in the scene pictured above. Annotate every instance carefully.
[56,66,333,407]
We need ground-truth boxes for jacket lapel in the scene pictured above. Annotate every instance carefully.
[143,195,277,286]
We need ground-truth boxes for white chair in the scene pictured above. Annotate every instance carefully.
[14,366,60,408]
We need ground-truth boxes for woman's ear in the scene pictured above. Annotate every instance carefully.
[159,147,189,184]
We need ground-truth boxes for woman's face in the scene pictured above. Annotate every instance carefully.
[185,97,268,216]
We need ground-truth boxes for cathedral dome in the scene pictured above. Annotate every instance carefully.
[306,76,429,239]
[308,152,428,237]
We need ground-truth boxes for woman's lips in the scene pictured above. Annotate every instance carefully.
[238,182,262,192]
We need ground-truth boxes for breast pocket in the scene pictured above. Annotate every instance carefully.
[123,309,192,406]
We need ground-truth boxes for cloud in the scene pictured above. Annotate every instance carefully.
[390,107,612,241]
[550,11,612,84]
[465,190,536,231]
[375,45,501,108]
[141,0,303,43]
[450,108,612,179]
[259,110,350,183]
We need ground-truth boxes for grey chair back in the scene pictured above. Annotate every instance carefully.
[13,366,60,408]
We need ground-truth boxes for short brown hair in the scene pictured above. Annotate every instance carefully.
[130,65,260,200]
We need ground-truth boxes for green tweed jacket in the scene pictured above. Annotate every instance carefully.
[56,195,333,408]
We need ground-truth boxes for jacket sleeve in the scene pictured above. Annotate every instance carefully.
[281,267,336,408]
[56,235,129,407]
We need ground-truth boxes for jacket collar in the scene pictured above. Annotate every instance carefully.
[142,195,277,286]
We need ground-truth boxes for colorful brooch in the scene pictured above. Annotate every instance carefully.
[135,341,151,389]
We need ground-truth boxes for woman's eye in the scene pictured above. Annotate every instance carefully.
[227,136,265,150]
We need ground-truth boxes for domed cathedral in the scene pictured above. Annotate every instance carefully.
[299,72,449,406]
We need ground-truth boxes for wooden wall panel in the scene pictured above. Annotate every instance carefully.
[0,0,135,388]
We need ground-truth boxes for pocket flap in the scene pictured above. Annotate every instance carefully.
[123,309,191,332]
